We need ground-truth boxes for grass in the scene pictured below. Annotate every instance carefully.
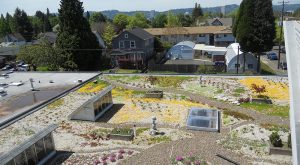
[47,99,64,110]
[37,66,50,71]
[136,127,150,136]
[261,61,276,75]
[260,123,290,132]
[223,110,254,121]
[148,136,171,145]
[234,87,246,94]
[147,76,192,88]
[102,69,140,74]
[241,102,289,118]
[111,128,133,135]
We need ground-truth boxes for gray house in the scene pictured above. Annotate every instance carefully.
[111,28,154,69]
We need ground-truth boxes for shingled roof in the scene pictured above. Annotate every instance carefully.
[144,26,232,36]
[129,28,154,40]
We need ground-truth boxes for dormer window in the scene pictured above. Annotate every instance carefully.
[125,34,128,38]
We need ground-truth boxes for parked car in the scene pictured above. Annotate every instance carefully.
[267,52,278,60]
[0,83,8,88]
[280,62,287,70]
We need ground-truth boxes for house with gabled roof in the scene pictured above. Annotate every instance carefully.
[111,27,154,69]
[145,26,235,47]
[206,18,233,27]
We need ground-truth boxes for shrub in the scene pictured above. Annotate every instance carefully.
[269,132,283,147]
[251,84,266,95]
[238,97,250,103]
[223,110,254,120]
[288,133,292,148]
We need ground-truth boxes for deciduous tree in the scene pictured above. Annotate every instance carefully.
[113,14,129,31]
[151,13,167,28]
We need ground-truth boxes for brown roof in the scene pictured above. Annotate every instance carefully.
[144,26,232,36]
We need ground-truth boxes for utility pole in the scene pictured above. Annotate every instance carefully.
[236,46,240,75]
[278,0,289,69]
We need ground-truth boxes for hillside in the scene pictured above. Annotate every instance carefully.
[98,4,300,19]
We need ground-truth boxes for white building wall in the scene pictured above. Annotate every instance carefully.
[214,34,235,42]
[284,21,300,165]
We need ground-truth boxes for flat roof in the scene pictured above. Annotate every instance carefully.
[0,72,99,120]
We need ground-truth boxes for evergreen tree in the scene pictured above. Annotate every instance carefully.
[56,0,101,71]
[13,8,33,41]
[89,12,106,25]
[192,3,203,21]
[0,14,11,37]
[235,0,275,73]
[45,8,52,32]
[86,11,90,20]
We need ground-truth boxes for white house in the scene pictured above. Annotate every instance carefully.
[166,41,196,60]
[225,43,257,73]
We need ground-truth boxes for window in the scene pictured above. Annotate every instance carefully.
[248,64,254,69]
[130,41,136,48]
[25,145,38,165]
[14,152,27,165]
[224,34,227,37]
[125,34,128,38]
[119,41,124,49]
[184,34,190,38]
[35,139,46,161]
[199,34,205,37]
[216,34,221,38]
[44,134,55,154]
[235,64,240,68]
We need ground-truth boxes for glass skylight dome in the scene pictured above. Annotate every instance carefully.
[186,108,220,132]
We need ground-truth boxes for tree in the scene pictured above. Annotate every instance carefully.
[56,0,101,71]
[192,3,203,21]
[6,13,16,33]
[0,14,11,37]
[86,11,90,20]
[102,23,116,49]
[165,12,181,28]
[89,12,106,25]
[113,14,129,31]
[177,13,193,27]
[17,40,73,71]
[49,15,59,28]
[235,0,275,73]
[45,8,52,32]
[13,8,33,41]
[127,13,149,29]
[151,13,167,28]
[294,8,300,18]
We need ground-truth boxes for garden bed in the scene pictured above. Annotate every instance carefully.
[269,145,292,156]
[110,128,134,141]
[251,98,272,104]
[145,90,163,98]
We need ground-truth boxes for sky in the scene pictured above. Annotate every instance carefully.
[0,0,300,15]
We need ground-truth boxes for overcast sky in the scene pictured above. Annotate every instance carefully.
[1,0,300,15]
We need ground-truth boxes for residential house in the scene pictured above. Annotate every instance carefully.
[0,33,26,45]
[205,18,233,27]
[111,28,154,69]
[225,43,257,73]
[145,26,235,47]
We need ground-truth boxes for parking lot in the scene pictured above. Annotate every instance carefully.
[0,72,99,121]
[261,47,288,76]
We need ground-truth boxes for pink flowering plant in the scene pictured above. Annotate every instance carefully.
[172,153,207,165]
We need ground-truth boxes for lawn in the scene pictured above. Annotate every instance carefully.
[261,62,276,75]
[241,102,289,117]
